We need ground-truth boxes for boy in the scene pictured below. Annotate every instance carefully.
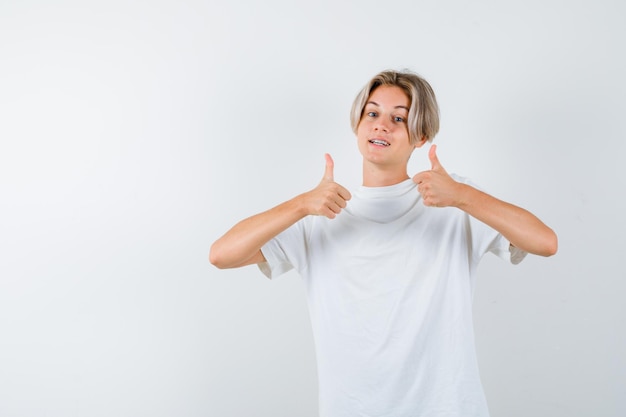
[210,69,557,417]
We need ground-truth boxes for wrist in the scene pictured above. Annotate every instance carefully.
[292,192,314,217]
[454,183,473,210]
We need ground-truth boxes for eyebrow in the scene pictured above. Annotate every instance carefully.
[366,100,409,111]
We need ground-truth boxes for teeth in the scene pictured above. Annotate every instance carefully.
[369,139,390,146]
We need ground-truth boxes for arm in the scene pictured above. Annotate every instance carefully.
[413,145,557,257]
[453,184,557,256]
[209,154,352,269]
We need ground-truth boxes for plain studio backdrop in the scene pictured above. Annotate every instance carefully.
[1,1,624,416]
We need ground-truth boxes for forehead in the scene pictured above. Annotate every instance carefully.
[367,85,410,108]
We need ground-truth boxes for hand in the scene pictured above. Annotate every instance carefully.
[302,154,352,219]
[412,145,462,208]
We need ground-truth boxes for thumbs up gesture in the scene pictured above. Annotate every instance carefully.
[302,153,352,219]
[412,145,462,208]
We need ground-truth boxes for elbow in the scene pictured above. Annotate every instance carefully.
[520,228,558,257]
[209,243,228,269]
[541,230,559,257]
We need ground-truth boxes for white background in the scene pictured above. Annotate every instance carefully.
[1,1,624,416]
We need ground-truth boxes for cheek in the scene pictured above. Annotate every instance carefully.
[356,122,368,139]
[399,126,410,140]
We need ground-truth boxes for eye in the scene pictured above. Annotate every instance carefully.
[367,111,377,117]
[394,116,406,123]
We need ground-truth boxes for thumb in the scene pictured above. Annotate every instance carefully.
[429,144,442,170]
[323,153,334,181]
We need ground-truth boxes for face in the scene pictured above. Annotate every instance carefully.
[356,85,426,168]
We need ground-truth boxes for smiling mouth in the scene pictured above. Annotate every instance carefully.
[369,139,390,146]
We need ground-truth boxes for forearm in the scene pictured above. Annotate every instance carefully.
[209,196,308,269]
[210,154,351,269]
[455,184,558,257]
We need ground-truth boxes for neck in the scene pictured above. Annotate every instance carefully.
[362,160,410,187]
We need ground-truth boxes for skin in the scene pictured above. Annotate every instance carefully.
[209,85,557,269]
[357,85,427,186]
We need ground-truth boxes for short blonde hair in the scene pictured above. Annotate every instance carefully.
[350,69,440,144]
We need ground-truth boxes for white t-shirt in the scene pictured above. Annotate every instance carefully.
[259,177,525,417]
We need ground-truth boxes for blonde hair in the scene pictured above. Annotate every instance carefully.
[350,69,440,144]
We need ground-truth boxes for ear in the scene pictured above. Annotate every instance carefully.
[414,136,428,149]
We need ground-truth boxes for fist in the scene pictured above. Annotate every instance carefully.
[412,145,461,208]
[305,154,352,218]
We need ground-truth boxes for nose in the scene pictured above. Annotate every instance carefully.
[374,117,390,132]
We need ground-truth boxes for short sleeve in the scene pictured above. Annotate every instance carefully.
[454,174,527,266]
[258,239,294,279]
[487,233,528,265]
[257,218,310,279]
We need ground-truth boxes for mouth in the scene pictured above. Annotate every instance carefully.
[369,139,390,147]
